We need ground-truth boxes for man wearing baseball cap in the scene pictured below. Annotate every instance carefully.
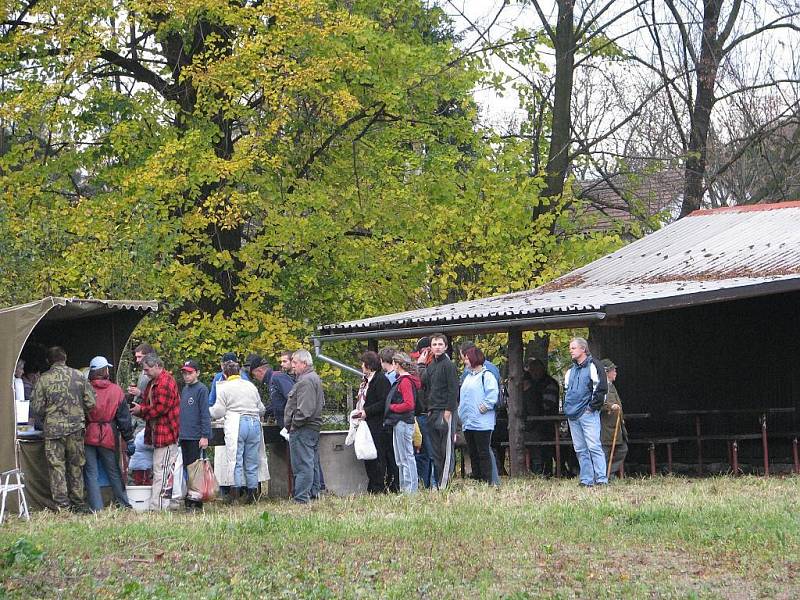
[84,356,135,511]
[179,360,210,510]
[601,359,628,478]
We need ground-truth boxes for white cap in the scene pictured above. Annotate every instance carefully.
[89,356,113,371]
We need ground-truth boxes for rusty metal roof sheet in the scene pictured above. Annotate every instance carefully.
[316,202,800,339]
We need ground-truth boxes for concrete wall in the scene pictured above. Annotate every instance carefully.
[267,430,368,498]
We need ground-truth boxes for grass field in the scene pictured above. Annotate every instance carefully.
[1,476,798,599]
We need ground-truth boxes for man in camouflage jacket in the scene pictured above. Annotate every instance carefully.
[31,346,96,511]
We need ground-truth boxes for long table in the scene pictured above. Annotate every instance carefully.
[668,407,796,475]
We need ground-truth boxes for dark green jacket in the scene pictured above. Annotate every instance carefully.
[31,364,95,439]
[601,382,628,445]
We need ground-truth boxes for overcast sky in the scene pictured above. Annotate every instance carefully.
[444,0,541,127]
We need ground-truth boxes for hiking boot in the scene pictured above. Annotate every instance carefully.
[225,487,240,505]
[244,488,258,505]
[184,498,203,512]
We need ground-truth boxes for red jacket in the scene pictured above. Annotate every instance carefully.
[140,369,181,448]
[389,374,420,415]
[85,379,133,450]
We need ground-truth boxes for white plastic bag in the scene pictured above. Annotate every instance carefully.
[354,420,377,461]
[344,410,361,446]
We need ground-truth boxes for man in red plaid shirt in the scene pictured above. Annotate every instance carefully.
[131,354,181,510]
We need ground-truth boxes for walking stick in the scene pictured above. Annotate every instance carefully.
[607,410,621,479]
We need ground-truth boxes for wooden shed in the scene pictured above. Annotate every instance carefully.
[313,202,800,475]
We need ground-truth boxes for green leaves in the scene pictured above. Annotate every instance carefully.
[2,538,44,570]
[0,0,624,373]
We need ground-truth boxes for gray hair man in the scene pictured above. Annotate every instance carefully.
[130,353,181,510]
[284,349,325,503]
[564,337,608,487]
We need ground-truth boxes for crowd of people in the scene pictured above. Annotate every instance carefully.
[18,333,629,513]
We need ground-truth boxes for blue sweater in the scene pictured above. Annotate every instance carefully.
[458,366,499,431]
[179,381,211,440]
[563,355,607,419]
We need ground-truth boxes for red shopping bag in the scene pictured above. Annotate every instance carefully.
[187,451,219,502]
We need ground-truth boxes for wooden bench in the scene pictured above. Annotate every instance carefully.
[669,408,795,476]
[696,434,763,474]
[499,441,574,477]
[627,438,679,476]
[763,432,800,474]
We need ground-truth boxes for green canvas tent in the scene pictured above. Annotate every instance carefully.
[1,297,157,509]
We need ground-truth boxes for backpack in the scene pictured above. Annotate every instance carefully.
[480,371,507,411]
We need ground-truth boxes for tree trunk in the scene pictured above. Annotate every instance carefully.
[507,327,526,476]
[158,21,243,316]
[536,0,575,219]
[679,0,723,218]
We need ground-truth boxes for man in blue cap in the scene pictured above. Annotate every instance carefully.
[208,352,250,407]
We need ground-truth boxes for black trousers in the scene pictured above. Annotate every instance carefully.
[180,439,202,468]
[465,429,493,484]
[384,430,399,493]
[363,422,398,493]
[364,425,388,493]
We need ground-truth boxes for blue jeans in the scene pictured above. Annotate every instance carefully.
[568,409,608,485]
[289,426,321,503]
[235,415,261,489]
[393,421,418,493]
[84,445,130,510]
[415,414,437,488]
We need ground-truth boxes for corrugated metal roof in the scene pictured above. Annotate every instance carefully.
[317,202,800,338]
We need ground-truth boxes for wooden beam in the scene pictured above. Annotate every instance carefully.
[507,327,526,476]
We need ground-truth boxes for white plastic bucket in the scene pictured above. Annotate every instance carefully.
[127,485,151,512]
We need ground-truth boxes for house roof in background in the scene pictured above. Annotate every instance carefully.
[575,168,684,228]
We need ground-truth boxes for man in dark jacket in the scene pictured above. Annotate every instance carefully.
[417,333,459,489]
[285,349,325,503]
[179,359,210,510]
[523,358,560,476]
[563,337,608,487]
[265,351,294,428]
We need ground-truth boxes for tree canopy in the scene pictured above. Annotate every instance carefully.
[0,0,620,369]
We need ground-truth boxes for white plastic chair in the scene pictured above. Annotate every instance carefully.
[0,468,30,523]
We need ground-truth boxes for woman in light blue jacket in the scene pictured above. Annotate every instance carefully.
[458,345,498,484]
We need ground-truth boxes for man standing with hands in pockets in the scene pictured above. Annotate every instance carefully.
[417,333,459,489]
[563,338,608,487]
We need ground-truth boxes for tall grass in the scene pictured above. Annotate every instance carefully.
[1,477,798,599]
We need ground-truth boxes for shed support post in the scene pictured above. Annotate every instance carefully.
[367,339,378,353]
[507,328,526,476]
